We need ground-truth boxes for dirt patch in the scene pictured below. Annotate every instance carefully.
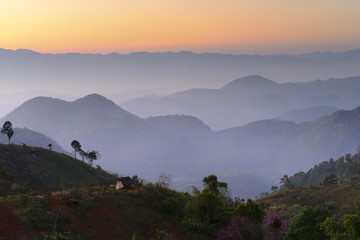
[0,201,31,240]
[50,195,185,240]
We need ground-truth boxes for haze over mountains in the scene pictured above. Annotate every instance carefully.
[122,75,360,129]
[2,48,360,197]
[1,48,360,98]
[3,90,360,197]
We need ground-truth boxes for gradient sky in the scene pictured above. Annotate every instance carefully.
[1,0,360,54]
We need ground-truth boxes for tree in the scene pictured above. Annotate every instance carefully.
[48,143,52,151]
[70,140,81,159]
[346,153,360,177]
[86,150,100,166]
[280,175,293,189]
[323,174,338,186]
[1,121,14,144]
[203,174,228,195]
[235,199,264,224]
[286,206,329,240]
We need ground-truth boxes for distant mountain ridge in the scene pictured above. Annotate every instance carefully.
[1,48,360,96]
[3,94,360,197]
[0,127,64,153]
[122,75,360,129]
[277,106,338,123]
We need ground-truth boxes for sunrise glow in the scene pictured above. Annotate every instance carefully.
[1,0,360,54]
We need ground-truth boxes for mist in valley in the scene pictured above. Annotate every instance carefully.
[1,49,360,198]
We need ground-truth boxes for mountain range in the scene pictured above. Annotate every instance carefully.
[121,75,360,129]
[3,91,360,197]
[1,48,360,96]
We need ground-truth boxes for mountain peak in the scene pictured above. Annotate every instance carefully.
[76,93,111,103]
[73,93,139,118]
[221,75,277,90]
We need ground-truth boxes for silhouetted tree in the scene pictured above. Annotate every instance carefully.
[1,121,14,144]
[48,143,52,151]
[86,150,100,166]
[71,140,81,159]
[78,149,88,161]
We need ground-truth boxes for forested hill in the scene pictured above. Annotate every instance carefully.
[288,152,360,188]
[0,143,115,191]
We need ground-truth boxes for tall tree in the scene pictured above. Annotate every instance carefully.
[1,121,14,145]
[280,175,293,189]
[70,140,81,159]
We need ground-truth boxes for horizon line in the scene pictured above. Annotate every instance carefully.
[1,47,360,57]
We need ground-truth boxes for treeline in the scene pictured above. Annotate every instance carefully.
[130,174,360,240]
[290,152,360,188]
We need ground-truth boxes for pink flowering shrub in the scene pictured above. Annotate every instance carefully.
[263,210,291,240]
[215,216,259,240]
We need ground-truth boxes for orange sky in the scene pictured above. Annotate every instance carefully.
[1,0,360,54]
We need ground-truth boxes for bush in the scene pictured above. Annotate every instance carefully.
[180,215,204,233]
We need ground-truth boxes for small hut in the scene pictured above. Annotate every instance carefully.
[113,176,135,189]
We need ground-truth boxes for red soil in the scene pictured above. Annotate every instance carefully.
[0,201,31,240]
[50,195,185,240]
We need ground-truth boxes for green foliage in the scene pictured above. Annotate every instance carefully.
[286,205,330,240]
[180,215,204,233]
[235,199,264,224]
[202,174,228,195]
[323,174,338,187]
[319,217,342,240]
[193,189,222,224]
[342,214,360,239]
[21,201,53,231]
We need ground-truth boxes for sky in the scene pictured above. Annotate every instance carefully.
[1,0,360,54]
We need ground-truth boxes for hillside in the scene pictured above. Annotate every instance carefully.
[0,185,187,240]
[0,143,115,189]
[258,181,360,220]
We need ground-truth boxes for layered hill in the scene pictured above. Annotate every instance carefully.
[0,143,115,188]
[122,76,360,129]
[276,106,338,123]
[3,94,360,197]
